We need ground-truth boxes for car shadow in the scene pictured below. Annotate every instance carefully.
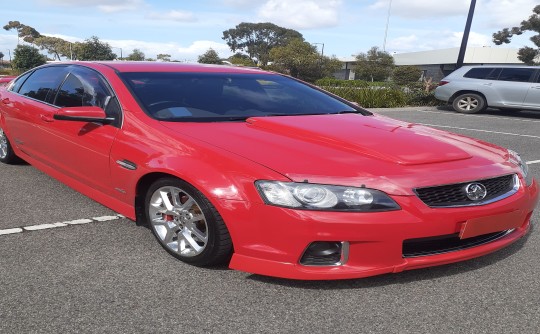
[436,105,540,120]
[244,224,534,289]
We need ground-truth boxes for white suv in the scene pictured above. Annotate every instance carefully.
[434,65,540,114]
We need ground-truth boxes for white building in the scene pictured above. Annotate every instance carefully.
[337,47,523,81]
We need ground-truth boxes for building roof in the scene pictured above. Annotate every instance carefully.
[392,47,522,66]
[339,47,523,66]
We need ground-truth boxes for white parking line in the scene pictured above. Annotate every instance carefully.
[0,215,123,236]
[418,123,540,139]
[0,228,23,235]
[409,109,540,123]
[527,160,540,165]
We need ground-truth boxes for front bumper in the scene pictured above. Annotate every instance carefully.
[220,179,538,280]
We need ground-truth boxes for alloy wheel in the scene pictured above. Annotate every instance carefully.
[148,186,209,257]
[0,128,8,159]
[457,96,479,111]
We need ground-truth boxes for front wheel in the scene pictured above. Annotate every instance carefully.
[0,127,21,164]
[452,93,486,114]
[144,178,233,266]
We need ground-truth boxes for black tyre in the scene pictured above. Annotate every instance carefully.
[144,177,233,266]
[0,127,21,164]
[452,93,486,114]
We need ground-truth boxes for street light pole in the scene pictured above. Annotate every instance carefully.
[112,47,123,60]
[7,49,12,69]
[456,0,477,69]
[312,43,324,57]
[383,0,393,52]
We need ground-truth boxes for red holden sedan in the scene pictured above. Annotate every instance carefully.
[0,62,537,280]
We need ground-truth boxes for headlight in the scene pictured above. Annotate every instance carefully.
[508,149,532,186]
[255,181,400,212]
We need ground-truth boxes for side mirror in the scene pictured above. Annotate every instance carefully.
[53,106,115,125]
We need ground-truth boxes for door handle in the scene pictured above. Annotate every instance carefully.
[482,83,492,86]
[1,98,9,104]
[40,114,54,122]
[531,86,540,90]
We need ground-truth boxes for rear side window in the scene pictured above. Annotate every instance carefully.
[463,68,496,79]
[497,68,535,82]
[9,71,32,92]
[18,66,68,104]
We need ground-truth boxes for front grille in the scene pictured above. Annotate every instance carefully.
[403,230,512,258]
[414,174,516,207]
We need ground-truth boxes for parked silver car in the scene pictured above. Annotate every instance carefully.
[434,65,540,114]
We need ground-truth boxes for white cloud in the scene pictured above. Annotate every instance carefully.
[103,39,232,61]
[146,10,197,22]
[386,31,492,53]
[221,0,266,9]
[370,0,470,19]
[479,0,538,29]
[41,33,84,43]
[39,0,144,12]
[257,0,342,29]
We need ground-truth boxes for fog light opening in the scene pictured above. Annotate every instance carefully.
[300,241,349,266]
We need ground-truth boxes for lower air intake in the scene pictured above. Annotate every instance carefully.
[403,230,512,258]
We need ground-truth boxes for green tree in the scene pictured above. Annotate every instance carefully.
[228,52,256,66]
[268,39,342,82]
[198,48,222,64]
[76,36,116,61]
[12,44,46,71]
[493,5,540,65]
[34,36,71,60]
[354,46,395,82]
[157,53,171,62]
[0,51,4,66]
[126,48,145,61]
[222,22,303,66]
[392,65,421,85]
[3,21,41,44]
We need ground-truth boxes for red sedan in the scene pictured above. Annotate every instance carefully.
[0,62,537,280]
[0,75,16,87]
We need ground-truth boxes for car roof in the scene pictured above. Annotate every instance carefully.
[47,61,269,74]
[458,65,540,70]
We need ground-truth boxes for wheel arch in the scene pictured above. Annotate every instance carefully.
[134,172,175,225]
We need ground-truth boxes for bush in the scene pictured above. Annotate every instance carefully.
[320,86,407,108]
[392,66,422,86]
[405,90,442,106]
[317,81,442,108]
[315,78,369,88]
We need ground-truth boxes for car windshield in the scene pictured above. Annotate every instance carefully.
[120,72,359,122]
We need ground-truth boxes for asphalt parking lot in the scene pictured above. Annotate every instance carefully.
[1,106,539,334]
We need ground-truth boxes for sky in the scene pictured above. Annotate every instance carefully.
[0,0,537,62]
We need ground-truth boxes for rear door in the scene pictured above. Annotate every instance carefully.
[2,66,69,164]
[522,70,540,109]
[488,67,535,107]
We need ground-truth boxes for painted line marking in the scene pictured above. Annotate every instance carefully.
[64,218,93,225]
[418,123,540,139]
[380,109,540,124]
[527,160,540,165]
[0,228,23,235]
[93,215,121,222]
[0,215,124,236]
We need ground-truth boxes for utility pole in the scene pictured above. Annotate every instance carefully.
[456,0,477,69]
[383,0,393,52]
